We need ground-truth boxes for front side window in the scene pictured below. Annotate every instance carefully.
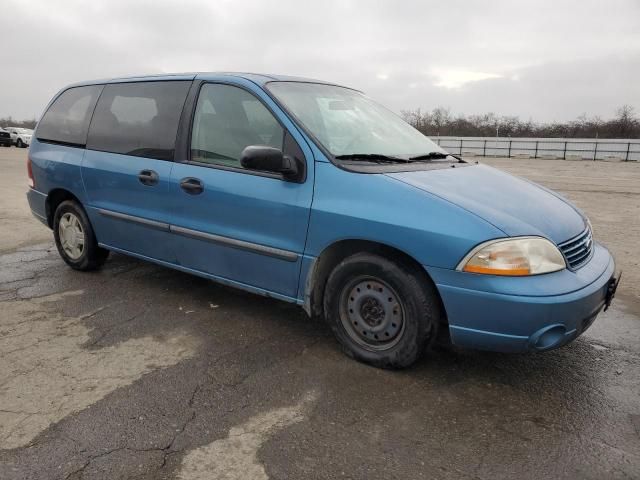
[267,82,442,158]
[87,81,191,161]
[190,83,284,168]
[36,85,102,146]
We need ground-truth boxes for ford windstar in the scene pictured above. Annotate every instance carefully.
[27,73,620,367]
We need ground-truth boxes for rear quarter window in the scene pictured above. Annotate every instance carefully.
[36,85,103,146]
[87,81,191,161]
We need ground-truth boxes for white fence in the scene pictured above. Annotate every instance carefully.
[432,137,640,161]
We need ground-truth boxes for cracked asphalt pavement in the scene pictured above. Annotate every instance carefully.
[1,148,639,479]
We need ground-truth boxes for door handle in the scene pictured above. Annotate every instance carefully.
[180,177,204,195]
[138,169,159,186]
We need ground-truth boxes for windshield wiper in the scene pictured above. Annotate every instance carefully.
[408,152,465,162]
[335,153,408,163]
[408,151,449,161]
[335,152,465,164]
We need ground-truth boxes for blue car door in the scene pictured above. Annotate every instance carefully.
[82,79,192,262]
[169,80,314,299]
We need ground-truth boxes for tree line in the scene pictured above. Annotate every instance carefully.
[0,117,37,130]
[401,105,639,139]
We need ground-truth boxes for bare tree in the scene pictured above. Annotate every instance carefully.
[431,107,451,137]
[614,105,638,138]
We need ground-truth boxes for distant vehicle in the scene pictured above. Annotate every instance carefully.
[6,127,33,148]
[0,128,11,147]
[26,73,620,368]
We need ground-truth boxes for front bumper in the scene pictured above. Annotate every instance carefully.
[0,137,11,146]
[426,243,617,353]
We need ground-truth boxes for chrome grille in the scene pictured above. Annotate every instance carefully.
[0,132,9,138]
[559,226,593,270]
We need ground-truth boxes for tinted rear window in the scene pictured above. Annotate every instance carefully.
[36,85,102,146]
[87,81,191,161]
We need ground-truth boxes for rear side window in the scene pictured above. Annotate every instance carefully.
[87,81,190,161]
[36,85,102,146]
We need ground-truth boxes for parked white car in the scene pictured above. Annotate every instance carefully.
[6,127,34,148]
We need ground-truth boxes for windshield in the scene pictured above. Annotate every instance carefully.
[267,82,443,158]
[14,128,33,134]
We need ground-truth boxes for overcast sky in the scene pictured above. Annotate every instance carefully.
[2,0,639,122]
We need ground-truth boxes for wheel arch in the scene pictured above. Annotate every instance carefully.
[46,188,83,228]
[304,239,447,325]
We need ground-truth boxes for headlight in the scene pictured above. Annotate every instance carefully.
[458,237,566,276]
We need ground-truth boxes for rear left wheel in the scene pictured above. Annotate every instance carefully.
[53,200,109,271]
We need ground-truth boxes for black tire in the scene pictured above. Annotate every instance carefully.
[324,252,441,369]
[53,200,109,271]
[16,139,24,148]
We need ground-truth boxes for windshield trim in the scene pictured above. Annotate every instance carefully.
[263,80,451,174]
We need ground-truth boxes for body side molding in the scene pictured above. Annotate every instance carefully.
[170,225,299,262]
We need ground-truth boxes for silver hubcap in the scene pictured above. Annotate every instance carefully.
[340,277,405,351]
[58,212,85,260]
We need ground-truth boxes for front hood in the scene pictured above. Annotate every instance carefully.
[387,164,585,244]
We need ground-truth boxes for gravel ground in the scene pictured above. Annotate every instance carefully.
[0,147,638,480]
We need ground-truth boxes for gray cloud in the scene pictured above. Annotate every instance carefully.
[1,0,639,121]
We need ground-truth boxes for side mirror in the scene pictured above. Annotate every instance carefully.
[240,146,298,178]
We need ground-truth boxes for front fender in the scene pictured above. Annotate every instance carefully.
[296,162,504,306]
[305,162,504,269]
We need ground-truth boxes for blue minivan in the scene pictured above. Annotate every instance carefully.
[27,73,620,368]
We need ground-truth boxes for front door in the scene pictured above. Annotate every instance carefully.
[169,81,314,299]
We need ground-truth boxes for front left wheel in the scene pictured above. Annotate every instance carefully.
[323,252,441,369]
[53,200,109,271]
[16,139,24,148]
